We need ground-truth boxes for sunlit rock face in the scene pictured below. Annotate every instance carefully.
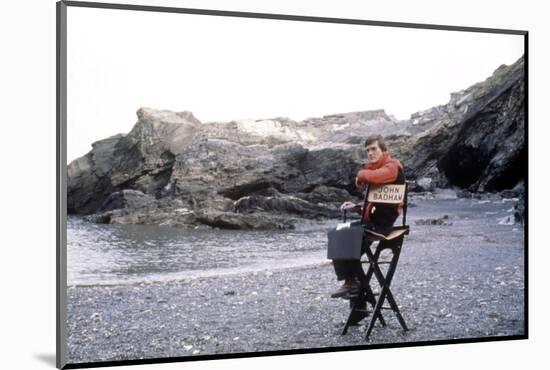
[67,56,525,229]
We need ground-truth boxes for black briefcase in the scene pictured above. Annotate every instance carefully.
[327,223,364,260]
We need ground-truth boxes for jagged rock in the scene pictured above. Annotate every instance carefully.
[67,134,124,214]
[234,194,340,219]
[85,211,119,224]
[507,181,526,224]
[514,192,525,224]
[67,108,197,214]
[89,206,198,227]
[67,56,525,229]
[296,185,352,205]
[402,56,525,192]
[500,180,524,199]
[99,190,155,213]
[196,211,295,230]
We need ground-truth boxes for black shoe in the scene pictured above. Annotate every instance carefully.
[331,280,360,298]
[348,309,369,325]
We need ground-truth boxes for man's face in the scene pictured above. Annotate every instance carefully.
[366,141,383,163]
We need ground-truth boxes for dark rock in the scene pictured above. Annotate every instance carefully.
[296,148,362,195]
[85,211,117,224]
[514,192,525,224]
[234,194,340,219]
[67,108,194,214]
[196,210,295,230]
[99,190,155,213]
[296,185,352,205]
[500,180,524,199]
[67,57,525,229]
[415,215,452,226]
[67,134,124,214]
[402,56,525,192]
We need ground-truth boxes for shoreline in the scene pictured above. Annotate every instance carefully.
[67,226,525,363]
[67,259,334,289]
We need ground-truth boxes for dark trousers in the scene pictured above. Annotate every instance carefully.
[333,239,373,281]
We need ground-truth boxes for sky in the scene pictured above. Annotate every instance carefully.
[66,6,524,162]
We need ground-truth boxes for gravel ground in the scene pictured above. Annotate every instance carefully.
[66,216,525,364]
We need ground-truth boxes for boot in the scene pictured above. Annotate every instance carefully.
[330,279,359,298]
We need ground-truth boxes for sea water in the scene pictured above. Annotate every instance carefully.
[67,216,334,286]
[66,197,522,287]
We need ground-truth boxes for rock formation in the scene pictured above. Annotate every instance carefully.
[67,56,525,229]
[398,56,525,192]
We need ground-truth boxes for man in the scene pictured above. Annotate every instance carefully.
[331,134,405,298]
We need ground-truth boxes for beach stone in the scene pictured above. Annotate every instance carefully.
[415,215,452,226]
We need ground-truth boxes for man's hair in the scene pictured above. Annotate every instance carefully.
[364,134,387,152]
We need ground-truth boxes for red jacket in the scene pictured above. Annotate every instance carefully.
[356,152,402,186]
[356,152,404,224]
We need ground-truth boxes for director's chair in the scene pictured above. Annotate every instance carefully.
[328,183,410,341]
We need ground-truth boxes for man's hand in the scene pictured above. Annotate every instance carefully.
[340,201,359,211]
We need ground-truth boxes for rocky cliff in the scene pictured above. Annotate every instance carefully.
[67,56,525,229]
[396,56,525,193]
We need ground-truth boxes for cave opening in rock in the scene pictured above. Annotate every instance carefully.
[438,145,487,189]
[484,146,526,191]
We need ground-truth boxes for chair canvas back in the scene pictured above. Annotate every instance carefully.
[362,183,409,228]
[367,184,406,204]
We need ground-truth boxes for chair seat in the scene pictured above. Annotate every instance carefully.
[365,227,409,241]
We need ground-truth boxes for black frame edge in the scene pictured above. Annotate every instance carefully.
[62,335,528,369]
[57,1,68,369]
[523,32,529,338]
[62,0,527,35]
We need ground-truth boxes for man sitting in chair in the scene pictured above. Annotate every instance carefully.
[331,134,405,298]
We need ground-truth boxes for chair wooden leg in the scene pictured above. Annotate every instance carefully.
[363,246,387,327]
[363,238,408,341]
[342,294,367,335]
[342,251,384,335]
[382,247,408,332]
